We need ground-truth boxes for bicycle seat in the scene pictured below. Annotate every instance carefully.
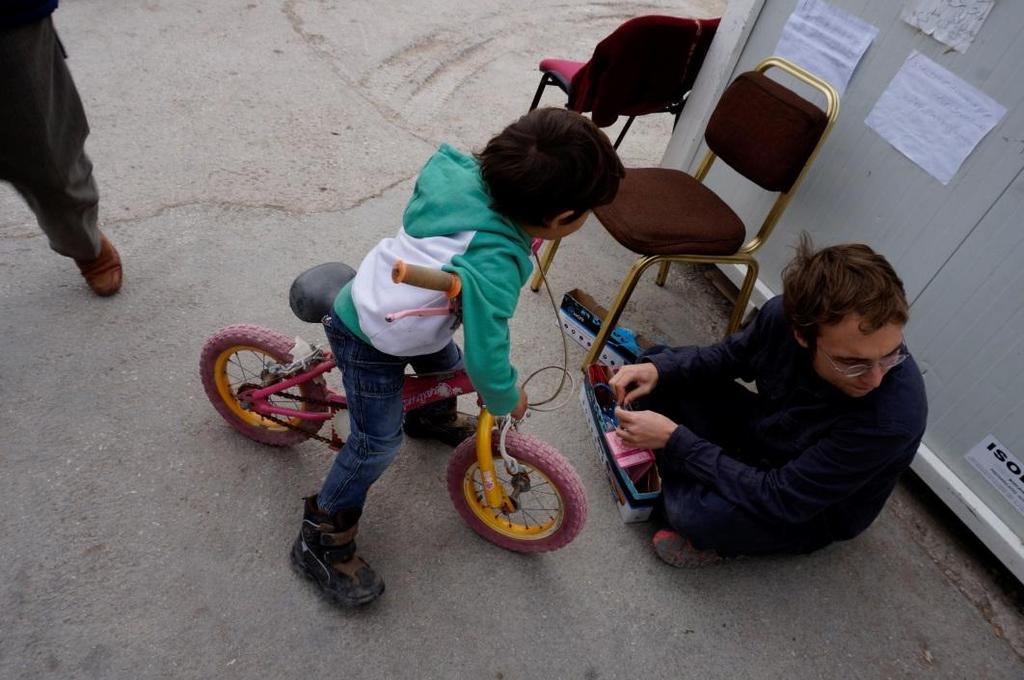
[288,262,356,323]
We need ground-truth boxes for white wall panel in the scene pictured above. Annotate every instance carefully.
[910,171,1024,533]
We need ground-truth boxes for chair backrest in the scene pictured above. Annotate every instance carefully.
[705,71,829,192]
[568,15,721,127]
[694,57,840,252]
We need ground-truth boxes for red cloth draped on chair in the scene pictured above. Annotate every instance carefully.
[567,15,720,127]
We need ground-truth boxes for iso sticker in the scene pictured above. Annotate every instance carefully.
[966,435,1024,516]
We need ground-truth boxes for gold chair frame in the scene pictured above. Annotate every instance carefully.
[529,57,839,369]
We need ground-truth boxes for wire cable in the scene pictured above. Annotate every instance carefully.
[521,248,576,413]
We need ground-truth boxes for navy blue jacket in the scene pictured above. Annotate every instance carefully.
[1,0,58,29]
[645,296,928,540]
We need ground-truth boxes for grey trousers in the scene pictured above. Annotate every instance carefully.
[0,16,101,261]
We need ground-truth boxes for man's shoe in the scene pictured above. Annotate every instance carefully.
[403,398,477,447]
[290,496,384,607]
[652,529,723,568]
[75,234,122,296]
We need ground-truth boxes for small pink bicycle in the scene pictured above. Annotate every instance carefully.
[199,258,587,552]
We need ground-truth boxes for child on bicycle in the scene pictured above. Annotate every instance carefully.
[291,107,624,607]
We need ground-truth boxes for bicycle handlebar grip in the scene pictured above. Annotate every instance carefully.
[391,260,461,298]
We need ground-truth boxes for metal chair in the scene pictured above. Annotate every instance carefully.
[531,57,840,368]
[528,15,720,149]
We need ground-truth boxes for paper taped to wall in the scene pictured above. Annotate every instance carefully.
[774,0,878,94]
[901,0,994,54]
[865,51,1006,185]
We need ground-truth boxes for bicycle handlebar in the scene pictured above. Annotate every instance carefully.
[391,260,461,299]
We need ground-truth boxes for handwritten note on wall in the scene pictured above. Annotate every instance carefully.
[774,0,878,94]
[902,0,995,54]
[865,52,1006,185]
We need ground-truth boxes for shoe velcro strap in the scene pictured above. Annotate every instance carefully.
[318,525,358,547]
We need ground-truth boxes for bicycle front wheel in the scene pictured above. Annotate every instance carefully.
[447,430,587,553]
[199,324,329,446]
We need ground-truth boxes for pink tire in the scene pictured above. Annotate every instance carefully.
[199,324,329,446]
[447,430,587,553]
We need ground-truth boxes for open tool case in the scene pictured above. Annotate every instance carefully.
[579,364,662,522]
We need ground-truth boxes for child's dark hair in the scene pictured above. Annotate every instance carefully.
[477,108,624,226]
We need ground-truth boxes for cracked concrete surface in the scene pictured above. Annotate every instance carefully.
[1,1,1022,678]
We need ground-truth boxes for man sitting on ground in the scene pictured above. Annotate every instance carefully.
[609,237,927,566]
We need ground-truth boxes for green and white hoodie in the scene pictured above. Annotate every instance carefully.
[333,145,534,416]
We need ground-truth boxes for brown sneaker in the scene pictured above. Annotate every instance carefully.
[75,234,122,296]
[652,529,723,568]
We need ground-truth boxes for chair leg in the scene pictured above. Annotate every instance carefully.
[529,74,556,112]
[655,261,671,286]
[613,116,636,150]
[726,260,759,336]
[582,257,656,369]
[528,237,562,292]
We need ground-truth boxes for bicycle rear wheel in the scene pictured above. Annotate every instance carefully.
[199,324,329,446]
[447,430,587,553]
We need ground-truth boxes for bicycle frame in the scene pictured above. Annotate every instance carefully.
[244,353,476,422]
[242,349,515,512]
[243,350,512,510]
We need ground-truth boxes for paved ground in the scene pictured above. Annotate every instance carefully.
[2,1,1022,678]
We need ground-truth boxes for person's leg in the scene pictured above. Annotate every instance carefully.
[317,318,407,513]
[290,313,401,606]
[408,340,463,372]
[635,378,758,499]
[403,342,478,446]
[0,17,101,260]
[636,378,758,453]
[659,478,832,558]
[0,17,121,295]
[635,378,832,561]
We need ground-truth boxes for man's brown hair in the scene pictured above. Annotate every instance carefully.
[782,233,908,346]
[476,107,624,227]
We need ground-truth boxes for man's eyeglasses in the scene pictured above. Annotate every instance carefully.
[820,347,908,378]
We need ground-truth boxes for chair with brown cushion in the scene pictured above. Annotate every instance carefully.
[529,57,840,368]
[528,15,720,149]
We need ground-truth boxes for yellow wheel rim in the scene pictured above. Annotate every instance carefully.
[461,460,564,540]
[212,345,299,432]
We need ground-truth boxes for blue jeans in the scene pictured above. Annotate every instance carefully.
[316,309,463,513]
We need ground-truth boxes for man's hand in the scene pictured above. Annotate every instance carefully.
[614,407,677,450]
[510,386,529,420]
[609,362,659,406]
